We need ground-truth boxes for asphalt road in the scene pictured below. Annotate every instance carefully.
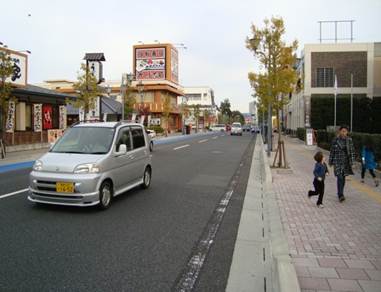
[0,132,256,292]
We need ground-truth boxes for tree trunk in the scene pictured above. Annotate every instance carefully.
[272,108,288,168]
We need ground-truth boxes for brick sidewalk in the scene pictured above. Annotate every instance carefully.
[270,136,381,292]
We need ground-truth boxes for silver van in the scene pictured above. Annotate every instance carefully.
[28,122,152,209]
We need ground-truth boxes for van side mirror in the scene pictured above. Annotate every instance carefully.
[116,144,127,155]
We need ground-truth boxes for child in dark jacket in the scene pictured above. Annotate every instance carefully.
[308,151,329,208]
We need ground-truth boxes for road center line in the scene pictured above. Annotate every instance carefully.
[173,144,190,150]
[0,188,29,200]
[198,139,208,143]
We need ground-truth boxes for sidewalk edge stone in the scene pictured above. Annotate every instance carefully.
[260,136,301,292]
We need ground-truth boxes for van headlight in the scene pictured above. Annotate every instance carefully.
[33,160,43,171]
[74,163,100,174]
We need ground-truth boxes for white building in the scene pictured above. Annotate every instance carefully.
[249,101,258,125]
[286,42,381,132]
[178,86,219,126]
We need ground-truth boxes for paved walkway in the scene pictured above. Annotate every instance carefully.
[270,136,381,292]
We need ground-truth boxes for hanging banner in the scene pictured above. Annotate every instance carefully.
[33,104,42,132]
[140,115,145,125]
[5,101,16,133]
[131,113,137,122]
[43,105,53,129]
[147,115,151,125]
[59,105,67,129]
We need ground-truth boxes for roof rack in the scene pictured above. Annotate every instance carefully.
[70,119,105,127]
[113,120,144,128]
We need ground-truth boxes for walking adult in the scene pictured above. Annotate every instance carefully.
[328,125,356,202]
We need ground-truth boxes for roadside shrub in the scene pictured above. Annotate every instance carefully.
[297,128,305,141]
[148,125,164,134]
[315,129,381,164]
[310,94,378,132]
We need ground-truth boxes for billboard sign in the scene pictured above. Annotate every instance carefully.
[171,48,178,83]
[135,47,166,80]
[88,61,103,83]
[0,48,27,86]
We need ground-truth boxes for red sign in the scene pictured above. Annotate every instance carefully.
[43,105,53,129]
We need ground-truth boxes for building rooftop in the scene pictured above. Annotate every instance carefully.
[13,84,76,99]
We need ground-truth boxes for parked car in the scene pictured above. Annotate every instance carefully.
[28,121,152,210]
[231,122,243,136]
[210,124,226,132]
[146,129,156,151]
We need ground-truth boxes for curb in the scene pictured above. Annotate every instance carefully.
[260,137,300,292]
[0,161,35,173]
[226,135,300,292]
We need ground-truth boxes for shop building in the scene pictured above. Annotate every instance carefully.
[0,48,73,151]
[132,43,183,131]
[40,43,184,132]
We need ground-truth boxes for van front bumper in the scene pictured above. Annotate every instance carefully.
[28,171,102,207]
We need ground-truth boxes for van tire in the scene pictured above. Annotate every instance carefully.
[141,167,151,189]
[99,181,113,210]
[150,141,154,152]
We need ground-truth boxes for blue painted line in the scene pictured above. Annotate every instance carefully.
[0,161,35,173]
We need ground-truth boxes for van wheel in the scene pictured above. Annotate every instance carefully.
[150,141,154,152]
[141,167,151,189]
[99,181,112,210]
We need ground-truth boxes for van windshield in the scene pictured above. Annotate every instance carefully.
[51,127,115,154]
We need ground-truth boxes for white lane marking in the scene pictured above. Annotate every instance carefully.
[212,136,218,140]
[198,139,208,143]
[174,144,190,150]
[173,190,234,291]
[0,188,29,200]
[221,134,225,137]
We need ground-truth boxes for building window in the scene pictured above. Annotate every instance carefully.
[185,94,202,101]
[316,68,334,87]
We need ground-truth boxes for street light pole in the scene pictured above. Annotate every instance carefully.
[136,80,144,123]
[350,73,353,132]
[267,102,272,157]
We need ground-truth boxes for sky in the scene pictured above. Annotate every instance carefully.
[1,0,380,112]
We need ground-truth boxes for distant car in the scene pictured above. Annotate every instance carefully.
[145,129,156,152]
[242,125,251,132]
[210,124,226,132]
[231,122,243,136]
[251,126,260,134]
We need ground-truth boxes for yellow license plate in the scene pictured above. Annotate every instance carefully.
[56,182,74,193]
